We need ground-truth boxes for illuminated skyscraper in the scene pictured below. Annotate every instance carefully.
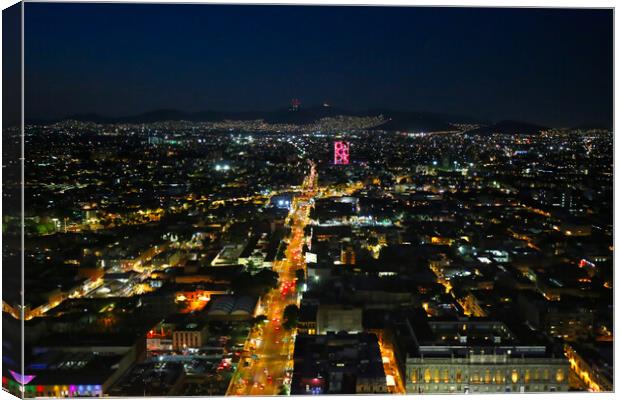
[334,141,350,165]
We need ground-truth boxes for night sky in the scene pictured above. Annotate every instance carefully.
[24,3,612,127]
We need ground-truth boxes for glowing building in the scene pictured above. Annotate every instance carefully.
[334,141,350,165]
[404,319,569,394]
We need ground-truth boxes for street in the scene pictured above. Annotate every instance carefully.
[227,163,316,396]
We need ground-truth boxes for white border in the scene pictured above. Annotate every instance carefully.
[9,0,620,8]
[0,2,616,400]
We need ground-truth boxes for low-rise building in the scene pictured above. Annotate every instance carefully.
[316,304,362,334]
[403,318,570,394]
[172,321,208,351]
[291,332,387,395]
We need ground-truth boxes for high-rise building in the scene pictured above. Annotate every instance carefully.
[334,141,350,165]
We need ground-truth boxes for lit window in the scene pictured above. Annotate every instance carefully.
[555,369,565,383]
[511,370,519,384]
[524,369,530,383]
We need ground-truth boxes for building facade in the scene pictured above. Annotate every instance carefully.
[407,352,569,394]
[402,319,570,394]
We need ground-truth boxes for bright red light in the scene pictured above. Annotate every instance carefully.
[334,141,349,165]
[579,259,595,268]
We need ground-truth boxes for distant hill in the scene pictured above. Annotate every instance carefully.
[464,120,548,135]
[571,122,613,131]
[370,109,486,132]
[29,107,344,125]
[27,107,488,132]
[270,106,348,123]
[30,110,191,125]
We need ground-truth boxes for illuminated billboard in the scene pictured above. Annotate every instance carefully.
[334,141,350,165]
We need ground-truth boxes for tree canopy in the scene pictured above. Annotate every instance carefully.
[282,304,299,330]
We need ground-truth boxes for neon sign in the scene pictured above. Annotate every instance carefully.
[9,370,36,385]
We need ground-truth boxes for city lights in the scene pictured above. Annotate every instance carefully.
[2,4,613,398]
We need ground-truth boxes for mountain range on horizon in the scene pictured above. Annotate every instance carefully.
[25,106,611,133]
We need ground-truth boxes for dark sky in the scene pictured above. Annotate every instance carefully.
[24,3,612,127]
